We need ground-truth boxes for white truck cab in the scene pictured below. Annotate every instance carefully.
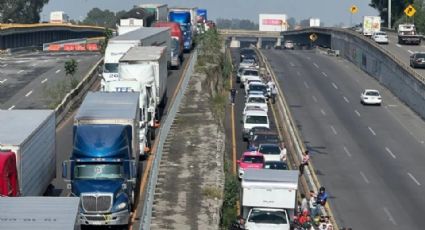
[242,110,269,139]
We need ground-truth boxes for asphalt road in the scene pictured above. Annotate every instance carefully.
[0,51,101,109]
[262,48,425,229]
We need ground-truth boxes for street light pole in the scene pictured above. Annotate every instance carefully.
[388,0,392,29]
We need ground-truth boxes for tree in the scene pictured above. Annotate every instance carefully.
[216,18,258,30]
[83,8,117,28]
[0,0,49,23]
[64,59,78,88]
[369,0,413,28]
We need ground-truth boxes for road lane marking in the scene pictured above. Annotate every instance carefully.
[368,126,376,136]
[55,69,61,74]
[343,96,349,103]
[343,146,352,157]
[321,72,328,77]
[360,171,370,184]
[306,56,311,60]
[31,63,37,67]
[407,50,414,54]
[304,81,309,89]
[25,90,33,97]
[41,78,48,84]
[0,78,7,84]
[320,109,326,116]
[407,172,421,186]
[385,147,397,159]
[355,110,361,117]
[312,95,318,102]
[383,207,397,225]
[313,63,319,68]
[330,125,337,135]
[8,105,15,110]
[296,71,301,76]
[332,82,338,89]
[17,70,24,74]
[396,44,402,48]
[290,62,295,67]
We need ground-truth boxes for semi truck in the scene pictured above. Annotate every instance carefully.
[0,197,81,229]
[62,92,140,226]
[153,21,184,68]
[102,27,171,85]
[169,7,198,51]
[196,9,207,34]
[363,16,381,36]
[117,18,144,36]
[241,169,299,230]
[398,23,422,45]
[118,46,168,140]
[138,3,168,22]
[0,110,56,197]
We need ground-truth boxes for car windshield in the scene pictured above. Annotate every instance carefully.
[250,84,267,92]
[248,97,266,103]
[244,70,258,76]
[366,91,380,96]
[242,59,255,64]
[248,210,288,224]
[104,63,118,73]
[246,115,268,124]
[264,162,288,170]
[74,163,123,180]
[253,134,279,143]
[242,155,264,163]
[259,145,280,155]
[416,53,425,58]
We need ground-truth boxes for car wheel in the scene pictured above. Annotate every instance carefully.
[360,100,364,105]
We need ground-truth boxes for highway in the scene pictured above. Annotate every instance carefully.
[0,51,101,109]
[263,48,425,229]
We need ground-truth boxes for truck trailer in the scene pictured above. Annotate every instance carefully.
[169,7,198,51]
[138,3,168,22]
[153,21,184,68]
[62,92,140,226]
[363,16,381,36]
[0,110,56,197]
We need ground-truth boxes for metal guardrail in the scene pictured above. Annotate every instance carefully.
[218,29,281,38]
[140,49,198,230]
[54,58,103,126]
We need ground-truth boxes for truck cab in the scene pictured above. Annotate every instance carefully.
[245,207,290,230]
[398,24,422,45]
[169,11,193,51]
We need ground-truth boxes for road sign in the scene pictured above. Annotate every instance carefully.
[350,5,358,14]
[310,33,318,42]
[404,4,416,17]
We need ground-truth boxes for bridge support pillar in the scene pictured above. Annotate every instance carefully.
[275,37,282,48]
[230,36,240,48]
[256,37,262,49]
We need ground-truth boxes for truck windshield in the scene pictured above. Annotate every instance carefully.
[180,24,191,32]
[246,115,268,124]
[74,163,123,180]
[103,63,118,73]
[248,209,288,224]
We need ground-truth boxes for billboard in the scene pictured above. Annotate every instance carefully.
[259,14,287,32]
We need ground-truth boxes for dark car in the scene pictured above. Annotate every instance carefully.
[244,127,272,141]
[240,48,257,61]
[263,161,288,170]
[410,52,425,68]
[248,131,280,150]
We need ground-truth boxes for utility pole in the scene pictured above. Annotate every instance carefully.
[388,0,392,29]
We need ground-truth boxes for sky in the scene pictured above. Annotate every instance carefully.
[41,0,379,26]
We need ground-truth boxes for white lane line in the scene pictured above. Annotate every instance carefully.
[407,50,414,54]
[44,60,48,62]
[355,110,361,117]
[396,44,402,48]
[343,96,349,103]
[0,78,7,84]
[385,147,397,159]
[312,95,318,102]
[1,64,8,67]
[41,78,48,84]
[321,72,328,77]
[368,126,376,136]
[306,56,311,60]
[332,82,338,89]
[55,69,61,74]
[383,207,397,225]
[320,109,326,116]
[31,63,37,67]
[407,172,421,186]
[8,105,15,110]
[343,146,352,157]
[17,70,24,74]
[360,171,370,184]
[296,71,301,76]
[290,62,295,67]
[303,81,309,89]
[313,63,319,68]
[25,90,33,97]
[330,125,337,135]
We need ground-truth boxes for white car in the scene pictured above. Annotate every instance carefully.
[240,69,259,88]
[284,40,294,49]
[245,82,268,96]
[243,105,266,116]
[246,94,268,112]
[242,110,270,139]
[244,78,263,92]
[360,89,382,105]
[372,31,389,44]
[239,59,259,69]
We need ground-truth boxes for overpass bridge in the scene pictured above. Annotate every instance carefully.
[0,23,106,50]
[218,29,282,48]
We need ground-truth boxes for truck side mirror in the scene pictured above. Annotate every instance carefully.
[131,160,137,179]
[62,161,68,179]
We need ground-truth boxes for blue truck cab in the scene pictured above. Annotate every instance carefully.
[169,11,193,51]
[63,92,140,226]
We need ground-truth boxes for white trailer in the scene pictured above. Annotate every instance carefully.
[138,3,168,21]
[169,7,198,36]
[241,169,298,230]
[259,14,288,32]
[310,18,320,27]
[0,110,56,196]
[118,46,168,139]
[117,18,144,36]
[49,11,69,24]
[363,16,381,36]
[103,27,171,85]
[0,197,81,230]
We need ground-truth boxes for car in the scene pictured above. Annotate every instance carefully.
[239,58,259,69]
[263,161,288,170]
[243,105,266,116]
[372,31,389,44]
[236,66,246,83]
[242,110,269,140]
[240,69,259,88]
[360,89,382,105]
[240,48,257,61]
[244,79,263,92]
[248,131,280,150]
[410,52,425,68]
[237,151,264,179]
[258,143,282,162]
[245,94,268,112]
[245,82,268,97]
[284,40,295,49]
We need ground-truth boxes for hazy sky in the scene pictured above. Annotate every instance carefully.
[42,0,378,26]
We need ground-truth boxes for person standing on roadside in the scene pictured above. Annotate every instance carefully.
[280,142,287,162]
[230,87,237,105]
[299,150,310,175]
[270,84,277,104]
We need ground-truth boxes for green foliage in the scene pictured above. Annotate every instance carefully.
[64,59,78,76]
[83,8,118,28]
[216,18,258,30]
[369,0,413,28]
[99,28,113,54]
[220,162,240,228]
[0,0,49,23]
[196,29,223,72]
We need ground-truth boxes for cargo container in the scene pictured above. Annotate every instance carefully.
[138,3,168,22]
[153,21,184,67]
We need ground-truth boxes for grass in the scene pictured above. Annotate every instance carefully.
[202,186,223,200]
